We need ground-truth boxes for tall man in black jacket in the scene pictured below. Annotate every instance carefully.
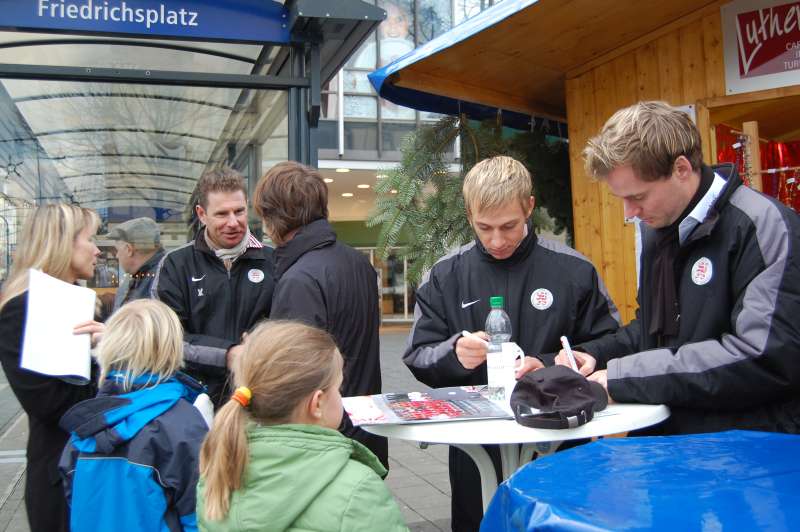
[152,168,274,406]
[557,101,800,435]
[404,155,620,532]
[254,161,386,467]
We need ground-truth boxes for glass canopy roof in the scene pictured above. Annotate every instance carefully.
[0,33,287,222]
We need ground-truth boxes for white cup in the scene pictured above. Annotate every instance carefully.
[487,342,524,404]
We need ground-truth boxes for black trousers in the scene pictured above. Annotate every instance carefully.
[449,445,502,532]
[25,459,69,532]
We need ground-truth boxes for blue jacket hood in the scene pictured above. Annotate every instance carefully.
[60,371,204,454]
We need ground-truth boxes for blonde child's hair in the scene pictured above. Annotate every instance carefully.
[199,320,342,521]
[0,204,99,311]
[462,155,533,218]
[96,299,184,390]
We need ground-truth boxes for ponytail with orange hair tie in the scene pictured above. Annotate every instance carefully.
[231,387,252,408]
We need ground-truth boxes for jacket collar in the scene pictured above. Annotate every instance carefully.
[474,219,537,266]
[132,248,165,278]
[274,218,336,278]
[682,163,741,245]
[194,228,263,263]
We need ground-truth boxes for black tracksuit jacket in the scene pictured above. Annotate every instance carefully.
[403,226,620,387]
[152,232,274,405]
[269,218,386,467]
[579,164,800,434]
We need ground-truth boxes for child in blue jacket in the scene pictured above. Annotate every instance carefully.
[59,299,209,532]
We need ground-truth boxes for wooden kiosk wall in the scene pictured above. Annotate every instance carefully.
[563,6,727,323]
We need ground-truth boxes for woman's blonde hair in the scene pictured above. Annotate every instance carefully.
[96,299,184,390]
[0,203,99,312]
[200,320,342,521]
[462,156,533,218]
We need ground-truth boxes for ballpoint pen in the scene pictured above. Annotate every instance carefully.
[560,335,579,372]
[461,330,489,347]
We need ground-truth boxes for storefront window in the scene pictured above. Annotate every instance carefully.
[360,247,416,322]
[417,0,452,44]
[326,0,501,158]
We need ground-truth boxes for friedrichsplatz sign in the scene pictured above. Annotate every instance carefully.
[0,0,290,43]
[722,0,800,94]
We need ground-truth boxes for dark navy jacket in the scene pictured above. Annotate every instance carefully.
[112,248,165,312]
[270,218,385,467]
[59,372,208,532]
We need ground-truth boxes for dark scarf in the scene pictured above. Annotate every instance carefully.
[648,165,714,344]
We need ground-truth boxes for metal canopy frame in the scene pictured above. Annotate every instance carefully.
[0,0,384,191]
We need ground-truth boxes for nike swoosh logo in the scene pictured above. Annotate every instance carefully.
[191,275,205,282]
[461,299,480,309]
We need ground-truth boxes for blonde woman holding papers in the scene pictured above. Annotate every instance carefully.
[0,204,103,532]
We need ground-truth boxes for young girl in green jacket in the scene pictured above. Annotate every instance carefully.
[198,320,408,532]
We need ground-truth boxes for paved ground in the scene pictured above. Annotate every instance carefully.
[0,325,452,532]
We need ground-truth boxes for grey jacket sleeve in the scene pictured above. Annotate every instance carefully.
[151,253,234,370]
[402,269,474,388]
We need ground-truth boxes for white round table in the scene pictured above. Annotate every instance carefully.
[363,403,669,510]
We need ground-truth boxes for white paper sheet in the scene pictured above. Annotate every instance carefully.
[20,269,96,382]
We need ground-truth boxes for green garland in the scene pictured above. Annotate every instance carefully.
[367,115,572,284]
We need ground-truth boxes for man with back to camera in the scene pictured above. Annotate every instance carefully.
[253,161,388,469]
[105,216,164,312]
[403,155,621,532]
[152,167,274,406]
[555,101,800,434]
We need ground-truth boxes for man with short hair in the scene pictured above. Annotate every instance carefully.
[556,100,800,435]
[106,217,164,312]
[404,155,620,532]
[253,161,387,468]
[153,167,274,406]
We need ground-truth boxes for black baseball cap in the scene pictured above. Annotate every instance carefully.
[510,365,608,429]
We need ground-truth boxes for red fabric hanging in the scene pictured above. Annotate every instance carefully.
[716,123,800,211]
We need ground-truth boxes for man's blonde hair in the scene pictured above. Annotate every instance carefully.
[583,101,703,182]
[96,299,184,389]
[462,156,532,217]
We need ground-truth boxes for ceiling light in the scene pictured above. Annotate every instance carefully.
[376,173,387,179]
[390,189,398,194]
[324,178,334,183]
[335,168,351,173]
[341,192,354,197]
[357,184,370,189]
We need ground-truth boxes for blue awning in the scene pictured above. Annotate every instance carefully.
[368,0,567,134]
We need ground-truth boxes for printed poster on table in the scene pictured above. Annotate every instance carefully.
[343,386,513,426]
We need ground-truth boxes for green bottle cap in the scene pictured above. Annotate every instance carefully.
[489,296,504,309]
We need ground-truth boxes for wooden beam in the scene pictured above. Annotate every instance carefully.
[696,102,713,166]
[703,85,800,109]
[742,121,763,192]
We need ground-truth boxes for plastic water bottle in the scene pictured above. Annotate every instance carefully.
[485,296,512,401]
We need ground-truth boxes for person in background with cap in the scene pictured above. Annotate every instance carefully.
[557,101,800,435]
[106,217,164,312]
[403,155,620,532]
[152,168,274,407]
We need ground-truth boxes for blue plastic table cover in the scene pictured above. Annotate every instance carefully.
[481,430,800,531]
